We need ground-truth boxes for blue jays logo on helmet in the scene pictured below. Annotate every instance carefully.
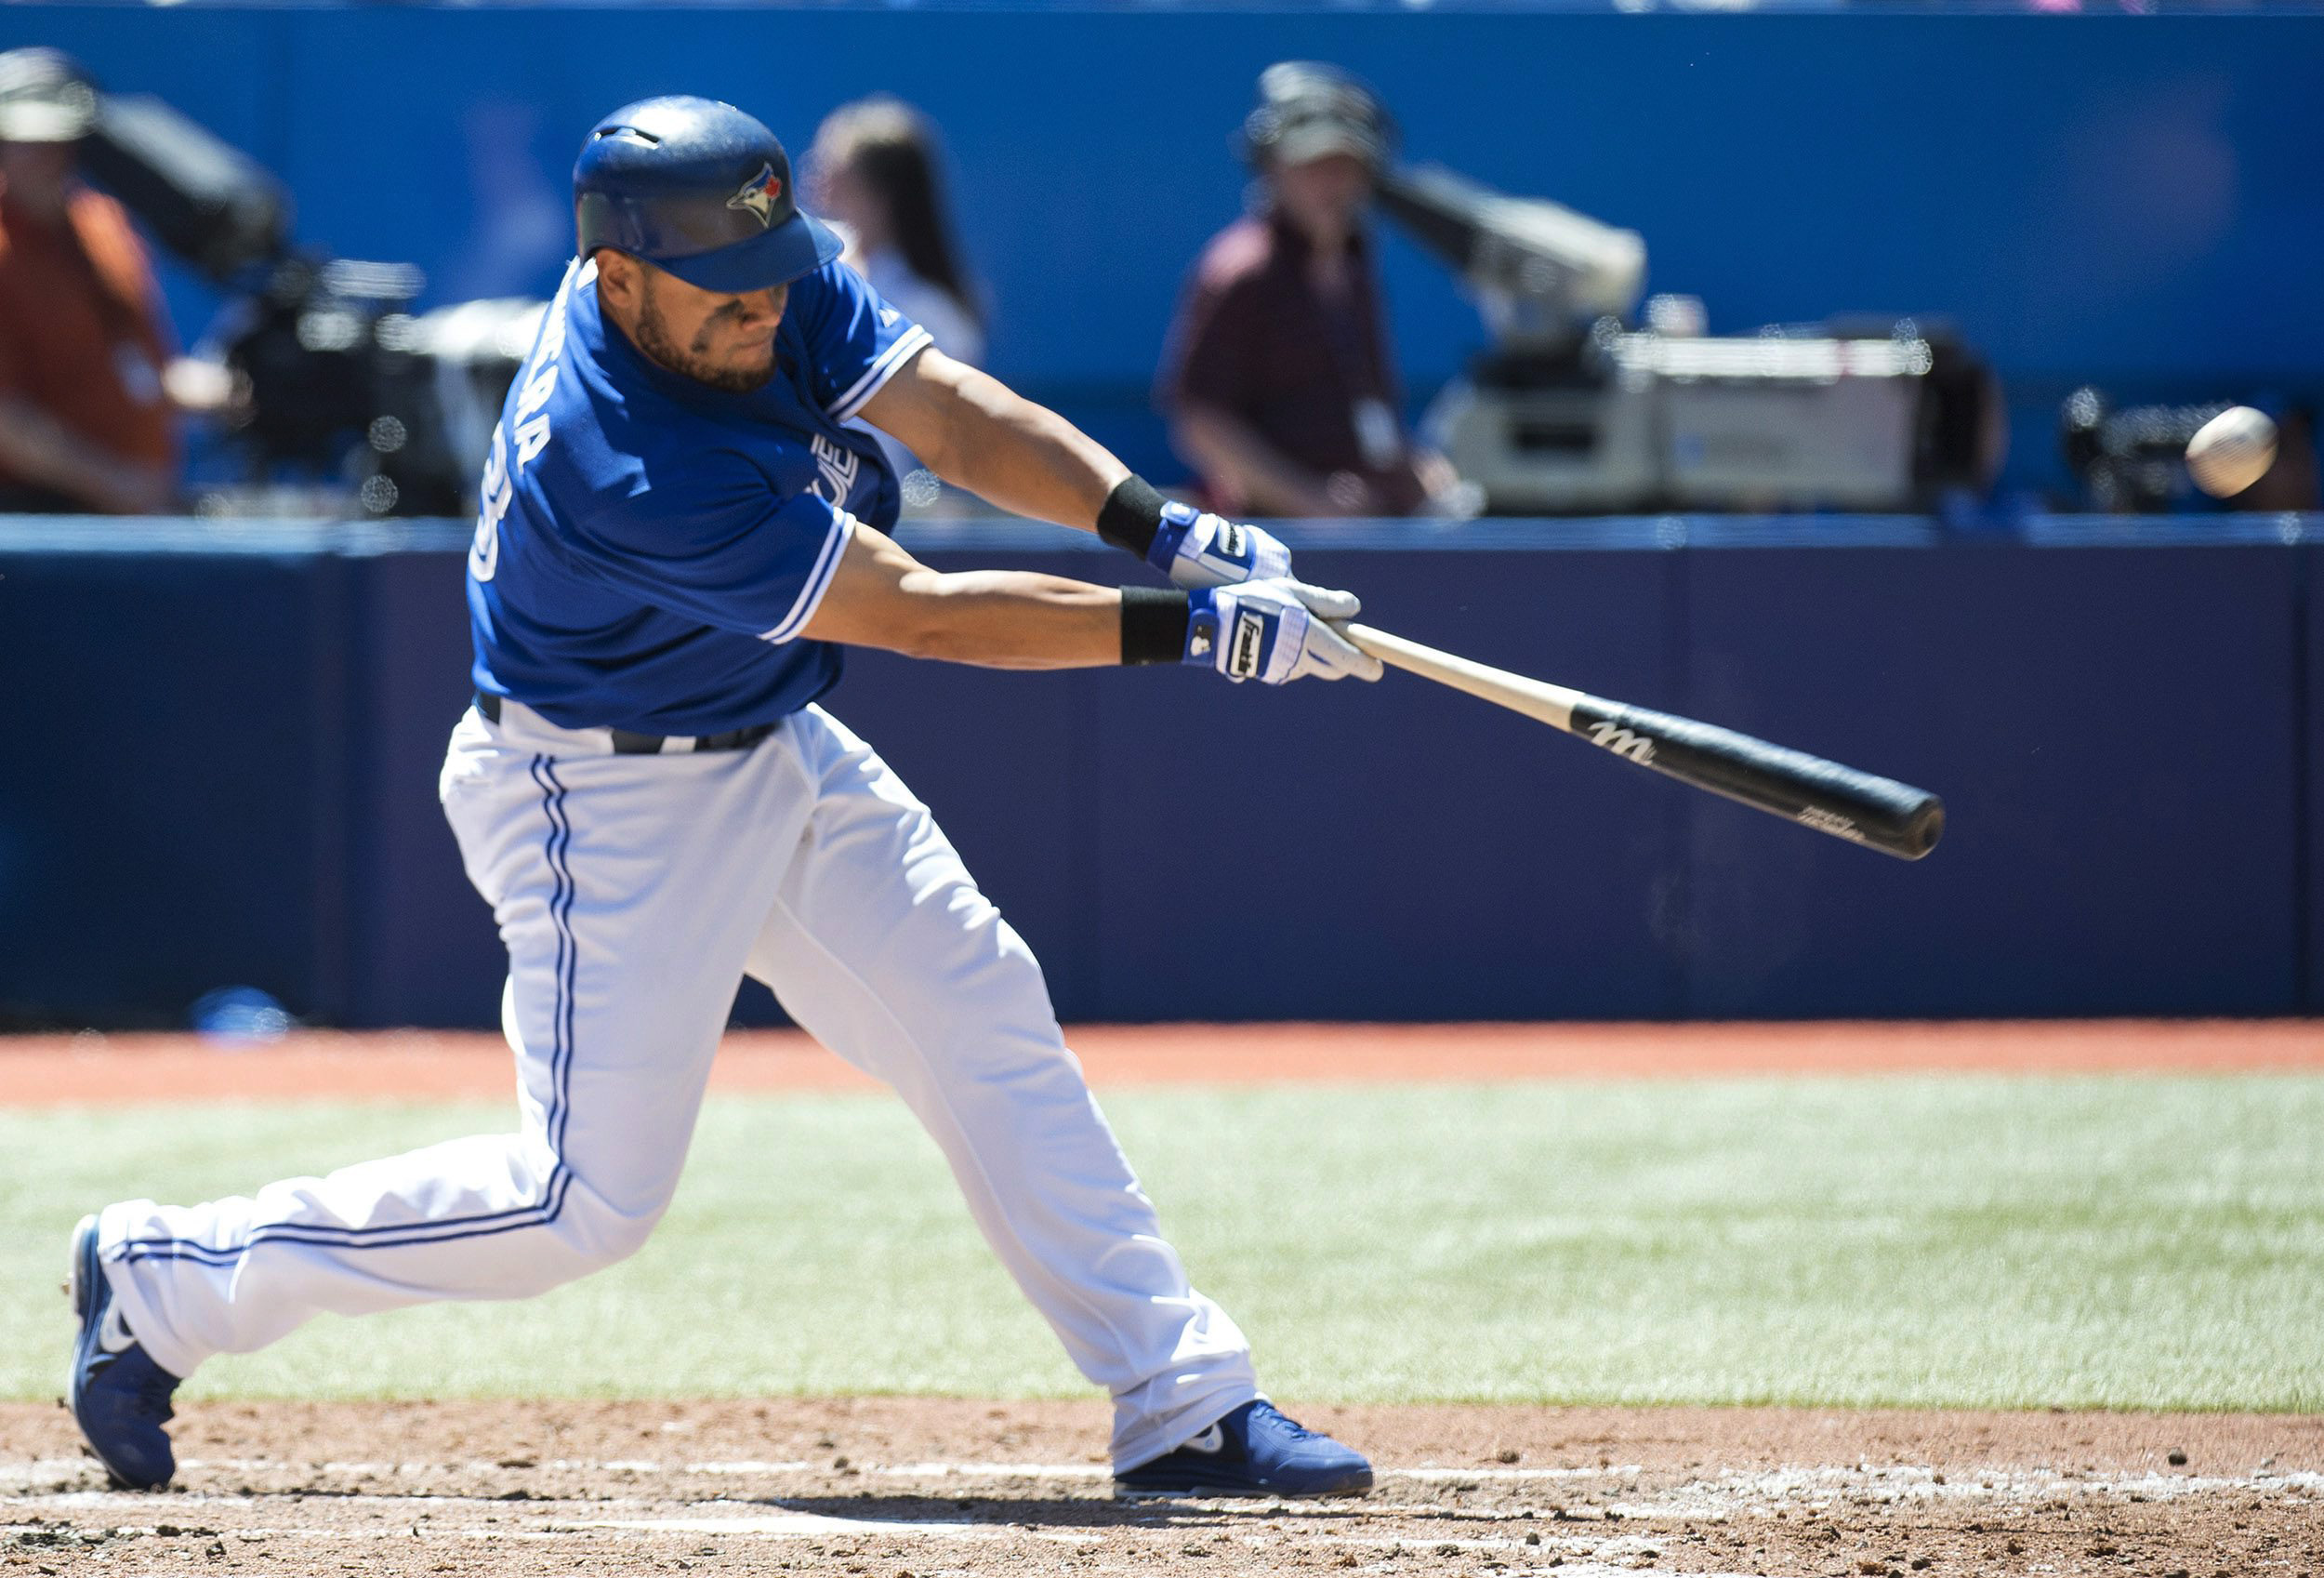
[726,164,784,230]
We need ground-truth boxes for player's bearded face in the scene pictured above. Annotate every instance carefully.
[632,270,788,392]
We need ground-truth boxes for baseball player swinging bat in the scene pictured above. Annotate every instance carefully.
[1338,624,1944,861]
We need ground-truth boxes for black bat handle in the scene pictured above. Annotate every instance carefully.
[1568,698,1945,861]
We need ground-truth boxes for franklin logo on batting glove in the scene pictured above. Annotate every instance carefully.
[1229,609,1268,679]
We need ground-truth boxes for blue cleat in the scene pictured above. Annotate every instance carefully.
[67,1214,180,1491]
[1115,1399,1372,1498]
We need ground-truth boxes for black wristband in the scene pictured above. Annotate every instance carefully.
[1120,586,1191,666]
[1095,474,1169,560]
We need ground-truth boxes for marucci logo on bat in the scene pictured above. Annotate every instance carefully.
[1585,720,1657,765]
[1796,806,1867,842]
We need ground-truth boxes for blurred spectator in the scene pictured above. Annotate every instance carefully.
[808,95,984,485]
[0,49,191,514]
[1158,61,1455,518]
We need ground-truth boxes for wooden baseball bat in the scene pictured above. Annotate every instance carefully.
[1340,623,1944,861]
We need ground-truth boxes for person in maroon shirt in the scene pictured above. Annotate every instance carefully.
[1158,63,1455,519]
[0,50,181,514]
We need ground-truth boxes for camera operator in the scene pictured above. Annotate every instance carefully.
[1158,62,1455,519]
[0,50,226,515]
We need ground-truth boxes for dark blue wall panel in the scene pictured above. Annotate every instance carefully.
[340,552,503,1029]
[1680,545,2303,1017]
[2304,550,2324,1014]
[4,524,2317,1028]
[0,554,336,1026]
[1083,549,1684,1021]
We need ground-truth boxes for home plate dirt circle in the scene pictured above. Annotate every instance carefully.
[3,1399,2318,1577]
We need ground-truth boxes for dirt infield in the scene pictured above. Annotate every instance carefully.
[5,1018,2321,1107]
[3,1398,2317,1578]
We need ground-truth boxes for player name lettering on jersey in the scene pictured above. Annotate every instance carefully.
[472,264,580,582]
[809,433,860,504]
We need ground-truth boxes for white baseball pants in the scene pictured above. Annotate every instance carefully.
[97,700,1256,1469]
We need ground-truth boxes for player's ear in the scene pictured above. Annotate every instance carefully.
[595,249,640,308]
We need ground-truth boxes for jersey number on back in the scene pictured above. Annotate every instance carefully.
[471,279,574,582]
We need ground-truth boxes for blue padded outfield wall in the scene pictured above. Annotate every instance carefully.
[0,519,2313,1029]
[8,6,2324,489]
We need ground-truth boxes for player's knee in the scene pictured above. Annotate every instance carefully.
[529,1183,669,1282]
[564,1198,666,1268]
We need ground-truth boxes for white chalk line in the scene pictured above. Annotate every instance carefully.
[6,1452,2320,1505]
[577,1511,1100,1544]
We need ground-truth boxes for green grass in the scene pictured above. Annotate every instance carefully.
[4,1075,2319,1412]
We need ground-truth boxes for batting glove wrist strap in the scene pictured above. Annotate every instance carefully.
[1120,586,1192,665]
[1149,501,1293,589]
[1095,474,1169,559]
[1183,580,1384,685]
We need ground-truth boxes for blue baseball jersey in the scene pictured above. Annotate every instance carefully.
[466,255,933,735]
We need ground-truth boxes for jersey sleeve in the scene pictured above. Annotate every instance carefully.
[568,454,854,643]
[791,259,934,422]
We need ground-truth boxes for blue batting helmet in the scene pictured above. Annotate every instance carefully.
[574,95,842,293]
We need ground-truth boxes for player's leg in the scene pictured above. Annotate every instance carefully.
[743,705,1292,1476]
[83,710,813,1455]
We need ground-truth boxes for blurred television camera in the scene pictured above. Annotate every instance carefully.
[81,89,536,516]
[1375,160,1999,513]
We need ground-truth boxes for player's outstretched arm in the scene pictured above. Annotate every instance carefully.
[856,348,1295,590]
[804,523,1121,670]
[799,521,1380,684]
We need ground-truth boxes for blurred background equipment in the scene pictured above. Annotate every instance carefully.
[1379,161,1998,515]
[83,86,537,516]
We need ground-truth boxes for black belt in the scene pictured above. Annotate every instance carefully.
[475,693,779,755]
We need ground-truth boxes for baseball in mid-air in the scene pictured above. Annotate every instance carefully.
[2185,405,2278,497]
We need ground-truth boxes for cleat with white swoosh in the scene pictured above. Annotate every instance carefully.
[66,1214,181,1491]
[1114,1400,1371,1498]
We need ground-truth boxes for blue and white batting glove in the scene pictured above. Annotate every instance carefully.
[1185,579,1385,685]
[1149,500,1293,590]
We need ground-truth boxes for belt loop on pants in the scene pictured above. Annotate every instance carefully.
[473,693,780,756]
